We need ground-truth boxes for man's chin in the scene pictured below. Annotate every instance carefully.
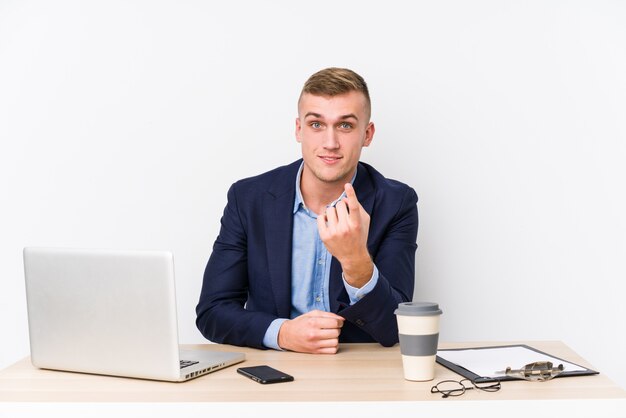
[313,170,351,185]
[303,161,354,186]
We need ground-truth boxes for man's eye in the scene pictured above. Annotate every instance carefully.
[339,122,353,129]
[310,122,322,129]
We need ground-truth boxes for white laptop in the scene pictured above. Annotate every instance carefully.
[23,247,245,382]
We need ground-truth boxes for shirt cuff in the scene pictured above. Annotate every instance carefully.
[262,318,288,350]
[343,264,379,305]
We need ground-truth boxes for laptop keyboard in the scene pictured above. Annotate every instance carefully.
[180,360,199,369]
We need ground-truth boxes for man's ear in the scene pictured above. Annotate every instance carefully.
[295,117,302,143]
[363,121,375,147]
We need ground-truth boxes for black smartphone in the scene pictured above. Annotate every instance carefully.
[236,365,294,384]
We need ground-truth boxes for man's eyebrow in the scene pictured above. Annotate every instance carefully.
[303,112,359,121]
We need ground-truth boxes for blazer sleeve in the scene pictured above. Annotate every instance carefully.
[337,186,418,346]
[195,183,277,349]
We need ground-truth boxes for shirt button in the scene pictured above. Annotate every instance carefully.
[315,296,321,302]
[318,259,324,265]
[355,319,365,326]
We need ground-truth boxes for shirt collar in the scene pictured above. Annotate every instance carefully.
[293,161,358,214]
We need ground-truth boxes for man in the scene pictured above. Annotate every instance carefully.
[196,68,418,354]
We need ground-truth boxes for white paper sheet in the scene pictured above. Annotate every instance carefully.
[437,345,587,378]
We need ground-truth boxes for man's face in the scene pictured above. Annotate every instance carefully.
[295,91,375,189]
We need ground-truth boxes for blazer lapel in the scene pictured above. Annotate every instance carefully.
[263,161,300,319]
[329,162,376,312]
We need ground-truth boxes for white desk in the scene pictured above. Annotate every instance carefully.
[1,341,625,417]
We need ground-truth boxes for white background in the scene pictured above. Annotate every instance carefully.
[1,0,625,390]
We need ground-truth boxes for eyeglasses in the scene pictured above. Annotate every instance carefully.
[504,361,564,382]
[430,377,501,398]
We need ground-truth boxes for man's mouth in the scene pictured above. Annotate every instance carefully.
[319,156,342,164]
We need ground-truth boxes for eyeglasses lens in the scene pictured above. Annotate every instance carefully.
[473,378,501,392]
[431,380,467,398]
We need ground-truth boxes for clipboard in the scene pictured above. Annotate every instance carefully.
[436,344,599,382]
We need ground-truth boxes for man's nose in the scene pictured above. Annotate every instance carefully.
[322,128,339,149]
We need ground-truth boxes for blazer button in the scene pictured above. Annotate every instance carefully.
[355,319,365,326]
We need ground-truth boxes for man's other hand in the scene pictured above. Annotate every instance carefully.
[277,310,344,354]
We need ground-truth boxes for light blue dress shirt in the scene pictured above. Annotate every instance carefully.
[262,163,379,350]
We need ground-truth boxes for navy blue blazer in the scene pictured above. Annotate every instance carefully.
[196,160,418,349]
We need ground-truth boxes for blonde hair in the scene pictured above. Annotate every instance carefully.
[299,67,371,118]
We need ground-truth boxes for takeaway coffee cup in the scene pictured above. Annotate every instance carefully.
[394,301,443,381]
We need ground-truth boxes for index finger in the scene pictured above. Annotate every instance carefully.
[314,317,345,329]
[343,183,362,213]
[344,183,357,200]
